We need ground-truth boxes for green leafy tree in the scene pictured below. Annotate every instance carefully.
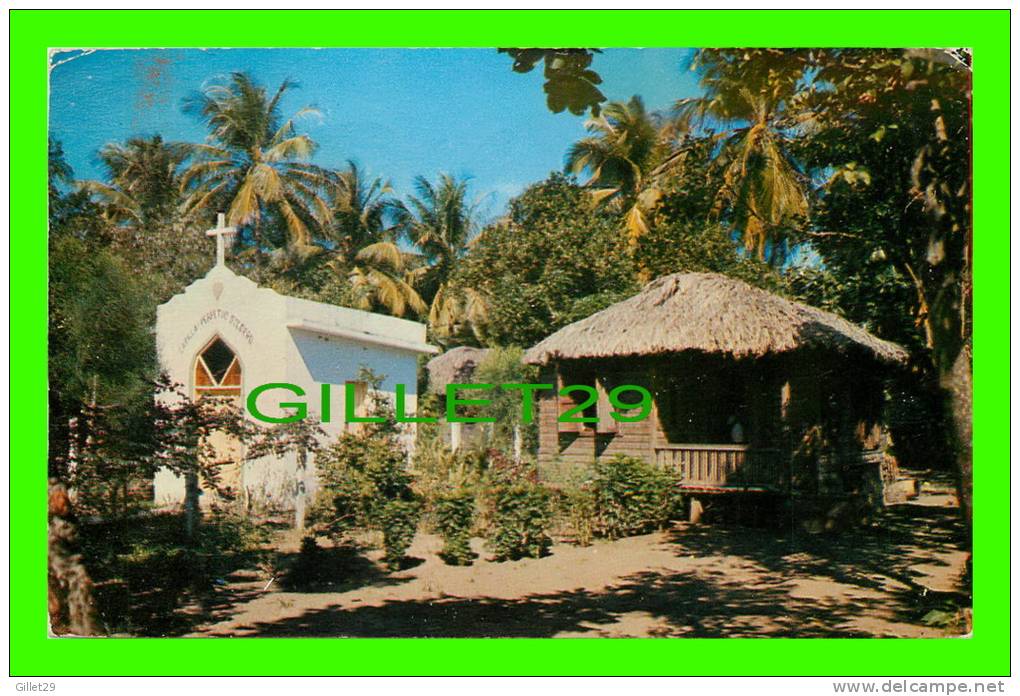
[48,235,157,483]
[499,48,605,116]
[450,173,637,347]
[796,49,973,525]
[80,135,210,302]
[633,134,782,287]
[473,347,539,456]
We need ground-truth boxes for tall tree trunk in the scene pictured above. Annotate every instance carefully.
[48,480,102,636]
[294,448,307,531]
[942,340,973,533]
[183,471,201,541]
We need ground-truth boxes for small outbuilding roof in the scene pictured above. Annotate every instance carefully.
[426,346,491,394]
[523,272,908,366]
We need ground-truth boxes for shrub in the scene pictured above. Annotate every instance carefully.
[412,439,487,503]
[311,432,415,540]
[591,456,682,539]
[560,486,596,547]
[311,407,423,572]
[488,483,552,561]
[475,450,539,536]
[434,490,476,565]
[377,499,421,570]
[473,347,540,455]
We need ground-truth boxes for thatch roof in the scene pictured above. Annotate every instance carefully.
[523,272,908,366]
[426,346,491,394]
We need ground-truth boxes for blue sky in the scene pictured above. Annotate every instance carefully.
[49,48,700,219]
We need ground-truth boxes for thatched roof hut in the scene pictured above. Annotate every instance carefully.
[426,346,491,394]
[523,272,907,366]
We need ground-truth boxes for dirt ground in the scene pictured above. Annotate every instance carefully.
[184,486,970,638]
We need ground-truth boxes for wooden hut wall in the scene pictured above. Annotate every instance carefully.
[536,362,656,481]
[780,351,889,497]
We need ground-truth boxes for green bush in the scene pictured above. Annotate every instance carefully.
[412,438,487,503]
[310,432,416,539]
[310,416,423,572]
[434,490,476,565]
[591,456,682,539]
[488,483,552,561]
[378,499,421,570]
[560,486,596,547]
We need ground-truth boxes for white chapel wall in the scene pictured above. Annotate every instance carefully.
[152,265,431,514]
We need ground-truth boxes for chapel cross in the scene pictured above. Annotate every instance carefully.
[206,213,237,267]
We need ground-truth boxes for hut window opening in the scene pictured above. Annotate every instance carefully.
[194,337,241,400]
[557,366,599,434]
[660,360,752,445]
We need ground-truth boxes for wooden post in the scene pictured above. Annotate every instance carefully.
[689,497,704,524]
[450,421,462,452]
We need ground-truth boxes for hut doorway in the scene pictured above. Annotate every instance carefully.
[658,355,755,446]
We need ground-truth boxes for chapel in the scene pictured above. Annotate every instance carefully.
[152,215,437,520]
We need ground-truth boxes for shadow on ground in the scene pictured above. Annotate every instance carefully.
[222,501,970,638]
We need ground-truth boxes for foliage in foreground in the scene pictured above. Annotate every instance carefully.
[310,431,421,568]
[589,456,684,539]
[488,482,553,561]
[377,499,422,569]
[310,373,421,569]
[433,489,477,565]
[78,511,269,635]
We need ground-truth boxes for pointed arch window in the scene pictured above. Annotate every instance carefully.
[194,337,242,399]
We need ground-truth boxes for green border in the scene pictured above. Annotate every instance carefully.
[11,9,1010,676]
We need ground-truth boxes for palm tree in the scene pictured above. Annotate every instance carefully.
[565,96,665,243]
[391,174,488,343]
[328,161,394,264]
[80,135,192,227]
[346,241,426,318]
[48,138,73,200]
[181,73,333,254]
[427,282,488,347]
[393,174,479,304]
[671,50,810,263]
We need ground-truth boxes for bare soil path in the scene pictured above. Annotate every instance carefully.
[187,490,969,638]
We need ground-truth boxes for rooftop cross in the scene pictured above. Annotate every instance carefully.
[205,213,237,267]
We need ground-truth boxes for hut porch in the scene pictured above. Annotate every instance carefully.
[654,443,783,492]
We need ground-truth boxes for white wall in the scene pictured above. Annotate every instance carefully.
[152,265,432,513]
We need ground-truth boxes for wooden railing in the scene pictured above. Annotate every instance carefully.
[655,444,783,490]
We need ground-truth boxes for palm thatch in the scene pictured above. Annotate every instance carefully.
[426,346,491,394]
[523,272,908,366]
